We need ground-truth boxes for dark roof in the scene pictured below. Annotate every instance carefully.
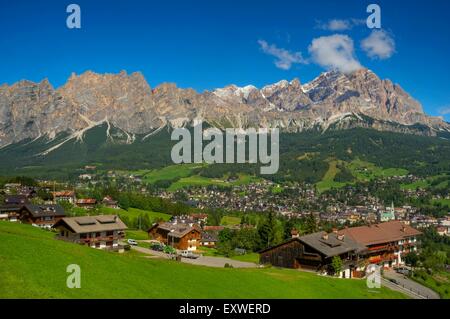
[201,232,218,242]
[21,204,66,218]
[298,232,367,258]
[4,195,29,205]
[259,232,366,258]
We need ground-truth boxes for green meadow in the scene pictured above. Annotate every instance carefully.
[168,174,260,191]
[0,222,406,299]
[316,158,409,192]
[98,207,171,223]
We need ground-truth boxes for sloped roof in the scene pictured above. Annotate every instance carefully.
[259,232,366,258]
[298,232,367,258]
[53,191,75,197]
[339,221,422,246]
[201,231,218,242]
[4,195,29,205]
[53,215,127,233]
[22,204,66,218]
[150,222,202,238]
[76,198,97,204]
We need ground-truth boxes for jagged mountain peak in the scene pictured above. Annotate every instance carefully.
[0,69,449,148]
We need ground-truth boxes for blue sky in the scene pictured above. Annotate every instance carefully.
[1,0,449,120]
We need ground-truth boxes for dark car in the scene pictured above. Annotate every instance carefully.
[151,244,164,251]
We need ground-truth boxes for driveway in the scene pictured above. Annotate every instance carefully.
[383,269,440,299]
[180,255,256,268]
[129,245,257,268]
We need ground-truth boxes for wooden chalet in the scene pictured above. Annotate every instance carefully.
[75,198,97,209]
[259,231,367,278]
[52,191,76,204]
[200,231,218,247]
[0,205,21,222]
[53,215,127,250]
[102,196,119,209]
[19,204,66,228]
[148,222,202,251]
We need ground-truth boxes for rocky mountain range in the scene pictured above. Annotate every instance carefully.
[0,68,449,148]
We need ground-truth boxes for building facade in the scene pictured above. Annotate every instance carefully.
[148,222,202,251]
[19,204,66,228]
[259,232,367,278]
[53,215,127,250]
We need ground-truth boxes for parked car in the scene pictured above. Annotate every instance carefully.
[127,239,138,246]
[395,267,410,275]
[389,278,399,285]
[151,244,164,251]
[179,250,200,259]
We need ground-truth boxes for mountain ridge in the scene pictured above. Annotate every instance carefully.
[0,68,449,148]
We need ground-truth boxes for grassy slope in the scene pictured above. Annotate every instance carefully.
[98,207,171,222]
[316,158,409,192]
[168,174,260,191]
[0,222,406,299]
[140,164,203,184]
[316,160,346,192]
[220,216,242,226]
[125,230,149,240]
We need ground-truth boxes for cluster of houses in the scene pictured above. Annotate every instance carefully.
[0,192,128,251]
[259,220,422,278]
[0,194,66,228]
[52,191,119,209]
[154,180,437,228]
[0,183,128,251]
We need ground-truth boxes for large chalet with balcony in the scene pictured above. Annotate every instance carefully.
[259,220,422,277]
[53,215,127,250]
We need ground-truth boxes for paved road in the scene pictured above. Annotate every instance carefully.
[130,245,257,268]
[180,255,256,268]
[383,269,440,299]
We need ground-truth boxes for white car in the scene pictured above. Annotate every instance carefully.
[179,250,200,259]
[127,239,138,246]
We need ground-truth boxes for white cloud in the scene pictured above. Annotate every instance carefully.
[361,30,396,60]
[258,40,307,70]
[308,34,362,74]
[439,106,450,115]
[316,18,366,31]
